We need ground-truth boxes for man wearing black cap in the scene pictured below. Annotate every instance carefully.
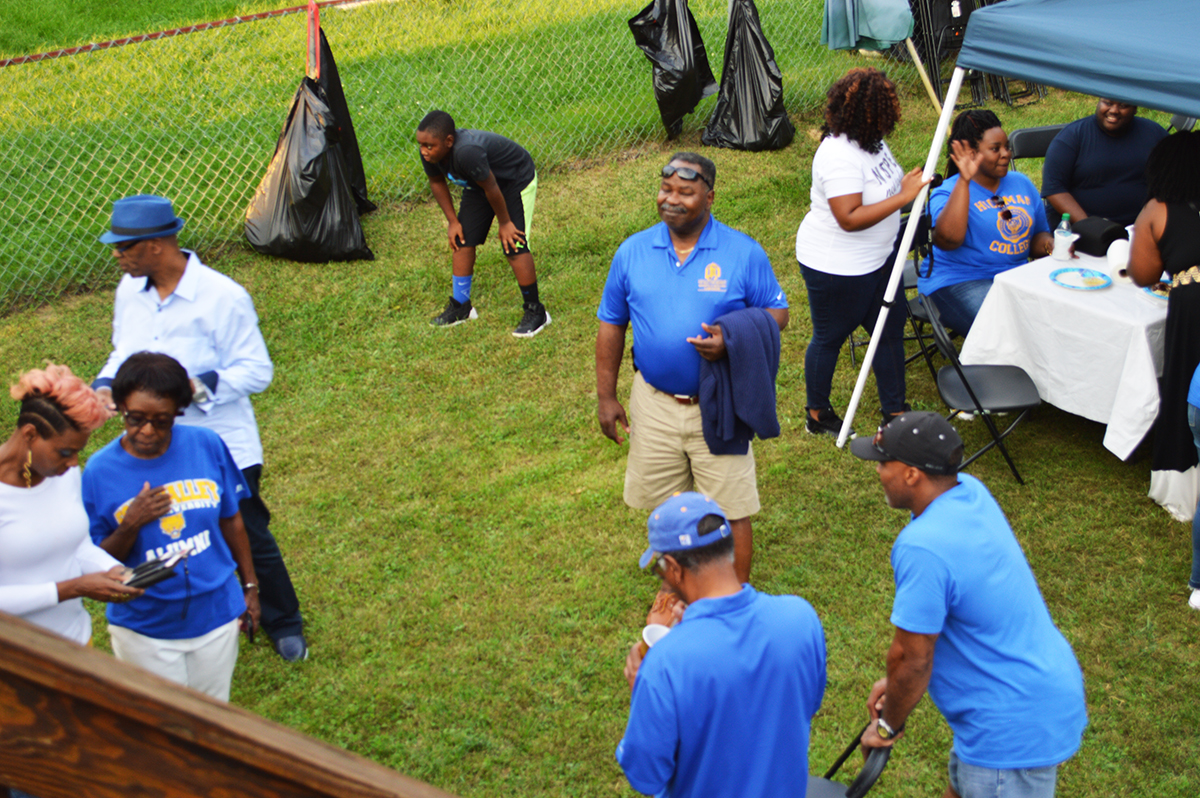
[92,194,308,663]
[851,412,1086,798]
[616,492,826,798]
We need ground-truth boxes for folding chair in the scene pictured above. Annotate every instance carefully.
[1168,114,1196,133]
[1007,123,1067,173]
[917,294,1042,484]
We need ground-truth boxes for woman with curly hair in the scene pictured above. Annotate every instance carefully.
[1127,130,1200,608]
[917,109,1053,334]
[795,67,929,437]
[0,364,141,645]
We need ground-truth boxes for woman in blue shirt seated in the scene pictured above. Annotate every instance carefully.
[919,110,1054,334]
[82,352,260,702]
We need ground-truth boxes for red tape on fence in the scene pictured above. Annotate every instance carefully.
[0,0,361,68]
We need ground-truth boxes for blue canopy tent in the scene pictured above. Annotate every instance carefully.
[839,0,1200,505]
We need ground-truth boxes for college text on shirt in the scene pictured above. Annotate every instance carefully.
[113,478,223,553]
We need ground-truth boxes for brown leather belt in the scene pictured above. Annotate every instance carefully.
[650,384,699,405]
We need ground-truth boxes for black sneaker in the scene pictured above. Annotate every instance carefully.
[806,407,854,439]
[430,297,478,327]
[512,301,551,338]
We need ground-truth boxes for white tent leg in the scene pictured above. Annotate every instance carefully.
[836,66,967,448]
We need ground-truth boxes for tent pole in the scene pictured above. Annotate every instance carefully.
[836,66,967,448]
[905,37,942,115]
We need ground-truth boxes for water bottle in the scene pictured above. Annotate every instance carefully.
[1053,213,1073,261]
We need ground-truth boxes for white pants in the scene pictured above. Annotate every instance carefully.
[109,618,240,702]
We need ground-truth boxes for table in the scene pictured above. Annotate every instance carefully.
[959,253,1167,461]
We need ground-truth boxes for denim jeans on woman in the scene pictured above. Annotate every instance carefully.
[929,278,993,335]
[799,260,906,413]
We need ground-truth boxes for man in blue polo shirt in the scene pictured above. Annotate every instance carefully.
[596,152,788,582]
[617,492,826,798]
[852,413,1087,798]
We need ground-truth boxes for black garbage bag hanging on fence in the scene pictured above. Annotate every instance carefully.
[702,0,794,151]
[317,29,375,215]
[629,0,718,138]
[244,77,374,262]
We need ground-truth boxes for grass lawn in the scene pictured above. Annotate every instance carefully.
[1,73,1197,797]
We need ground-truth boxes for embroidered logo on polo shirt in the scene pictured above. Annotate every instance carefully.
[698,262,727,292]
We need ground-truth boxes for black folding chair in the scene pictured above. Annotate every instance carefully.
[917,294,1042,484]
[1168,114,1196,133]
[1008,123,1067,173]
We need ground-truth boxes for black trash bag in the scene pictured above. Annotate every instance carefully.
[245,77,374,262]
[318,29,375,216]
[702,0,794,151]
[629,0,718,138]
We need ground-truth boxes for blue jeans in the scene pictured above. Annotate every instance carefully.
[948,751,1059,798]
[799,261,907,414]
[1188,404,1200,589]
[930,278,994,335]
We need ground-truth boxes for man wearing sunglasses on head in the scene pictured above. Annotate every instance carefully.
[851,412,1086,798]
[596,153,789,583]
[90,194,308,664]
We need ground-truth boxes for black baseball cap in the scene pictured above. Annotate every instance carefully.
[850,411,963,476]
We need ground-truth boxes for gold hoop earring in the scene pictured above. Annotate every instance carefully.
[22,450,33,488]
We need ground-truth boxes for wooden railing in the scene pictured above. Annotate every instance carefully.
[0,612,459,798]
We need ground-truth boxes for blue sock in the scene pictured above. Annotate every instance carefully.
[452,275,473,304]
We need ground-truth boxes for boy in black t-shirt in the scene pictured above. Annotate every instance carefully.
[416,110,550,337]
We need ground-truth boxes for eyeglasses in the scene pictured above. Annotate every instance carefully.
[115,239,144,253]
[122,410,179,431]
[991,195,1013,221]
[662,164,713,189]
[645,552,666,575]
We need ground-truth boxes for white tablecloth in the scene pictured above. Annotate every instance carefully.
[959,253,1167,460]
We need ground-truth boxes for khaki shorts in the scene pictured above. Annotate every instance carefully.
[624,371,760,519]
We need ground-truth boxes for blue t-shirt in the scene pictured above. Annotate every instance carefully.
[1189,362,1200,409]
[616,586,826,798]
[597,216,788,397]
[1041,115,1167,227]
[82,425,248,640]
[918,172,1051,297]
[890,474,1087,769]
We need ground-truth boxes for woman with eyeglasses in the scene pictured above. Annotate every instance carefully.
[0,364,142,646]
[81,352,260,701]
[918,109,1054,335]
[795,68,930,437]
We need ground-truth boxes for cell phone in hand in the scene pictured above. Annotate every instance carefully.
[124,551,187,589]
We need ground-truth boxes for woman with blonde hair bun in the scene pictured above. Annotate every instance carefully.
[0,363,141,646]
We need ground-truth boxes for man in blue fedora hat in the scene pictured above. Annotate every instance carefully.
[92,194,308,663]
[616,492,826,798]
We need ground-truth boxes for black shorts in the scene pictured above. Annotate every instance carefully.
[457,178,534,255]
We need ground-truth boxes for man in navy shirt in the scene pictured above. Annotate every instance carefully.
[596,153,788,581]
[852,413,1086,798]
[1042,98,1167,226]
[617,492,826,798]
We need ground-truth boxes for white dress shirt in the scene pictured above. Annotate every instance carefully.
[96,251,273,469]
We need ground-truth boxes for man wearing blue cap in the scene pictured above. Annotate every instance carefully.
[616,492,826,798]
[92,195,308,663]
[851,412,1086,798]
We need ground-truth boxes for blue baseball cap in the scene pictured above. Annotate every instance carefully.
[99,194,186,244]
[638,492,731,569]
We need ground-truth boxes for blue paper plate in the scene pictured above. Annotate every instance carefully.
[1049,267,1112,291]
[1143,283,1170,300]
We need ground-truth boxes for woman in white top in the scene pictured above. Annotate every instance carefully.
[795,68,928,437]
[0,364,141,646]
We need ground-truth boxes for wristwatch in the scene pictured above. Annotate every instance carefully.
[877,718,901,740]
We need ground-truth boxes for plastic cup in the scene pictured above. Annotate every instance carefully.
[637,623,671,656]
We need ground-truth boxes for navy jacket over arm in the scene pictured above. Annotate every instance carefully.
[698,307,781,455]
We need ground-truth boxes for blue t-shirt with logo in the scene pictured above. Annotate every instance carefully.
[890,474,1087,769]
[616,586,826,798]
[918,171,1051,297]
[82,424,247,640]
[597,216,788,397]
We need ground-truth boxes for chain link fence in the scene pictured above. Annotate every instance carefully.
[0,0,923,314]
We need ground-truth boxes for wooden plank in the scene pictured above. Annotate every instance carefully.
[0,612,459,798]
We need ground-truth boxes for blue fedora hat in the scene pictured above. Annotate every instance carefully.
[99,195,186,244]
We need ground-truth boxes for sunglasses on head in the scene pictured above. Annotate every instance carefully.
[662,164,712,189]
